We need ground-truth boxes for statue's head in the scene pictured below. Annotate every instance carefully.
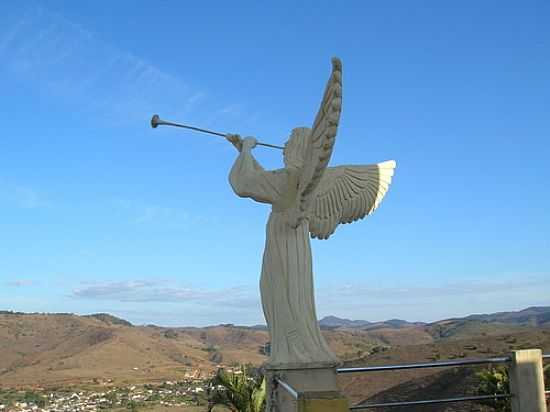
[284,127,310,171]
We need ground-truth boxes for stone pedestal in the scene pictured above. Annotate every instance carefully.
[265,362,349,412]
[509,349,547,412]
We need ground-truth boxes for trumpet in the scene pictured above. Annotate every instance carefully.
[150,114,284,150]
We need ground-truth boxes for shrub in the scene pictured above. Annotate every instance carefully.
[208,367,265,412]
[476,367,510,412]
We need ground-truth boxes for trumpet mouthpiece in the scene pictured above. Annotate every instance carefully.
[151,114,160,128]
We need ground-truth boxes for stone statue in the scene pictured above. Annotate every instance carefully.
[226,58,396,368]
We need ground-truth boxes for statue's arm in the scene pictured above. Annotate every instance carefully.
[228,137,275,204]
[229,138,260,197]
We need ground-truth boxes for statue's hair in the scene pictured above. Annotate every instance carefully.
[284,127,310,170]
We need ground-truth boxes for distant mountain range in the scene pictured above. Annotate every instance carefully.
[3,306,549,330]
[319,306,550,330]
[319,315,426,330]
[445,306,550,326]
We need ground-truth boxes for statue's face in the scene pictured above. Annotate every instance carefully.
[284,127,310,170]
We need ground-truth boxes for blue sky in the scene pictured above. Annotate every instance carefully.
[0,1,548,326]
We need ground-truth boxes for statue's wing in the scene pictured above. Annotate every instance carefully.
[294,57,343,223]
[308,161,396,239]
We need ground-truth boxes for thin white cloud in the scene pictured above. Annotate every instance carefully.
[315,275,549,322]
[218,104,242,116]
[70,280,258,308]
[4,279,34,287]
[112,198,213,227]
[0,5,203,125]
[319,277,545,301]
[13,185,48,209]
[0,180,49,209]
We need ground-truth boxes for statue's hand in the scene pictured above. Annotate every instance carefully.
[226,133,243,151]
[242,137,257,150]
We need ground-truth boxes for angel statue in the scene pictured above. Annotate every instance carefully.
[226,58,396,367]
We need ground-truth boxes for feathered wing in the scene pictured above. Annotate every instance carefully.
[308,161,397,239]
[291,57,343,227]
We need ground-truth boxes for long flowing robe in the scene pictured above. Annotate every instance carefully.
[229,148,337,367]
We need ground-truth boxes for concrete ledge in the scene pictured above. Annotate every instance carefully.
[297,396,349,412]
[299,391,345,400]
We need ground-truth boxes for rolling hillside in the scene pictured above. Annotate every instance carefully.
[1,306,549,408]
[337,327,550,405]
[0,312,382,388]
[0,313,267,387]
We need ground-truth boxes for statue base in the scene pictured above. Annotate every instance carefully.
[265,362,349,412]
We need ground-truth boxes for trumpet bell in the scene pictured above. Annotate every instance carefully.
[151,114,160,128]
